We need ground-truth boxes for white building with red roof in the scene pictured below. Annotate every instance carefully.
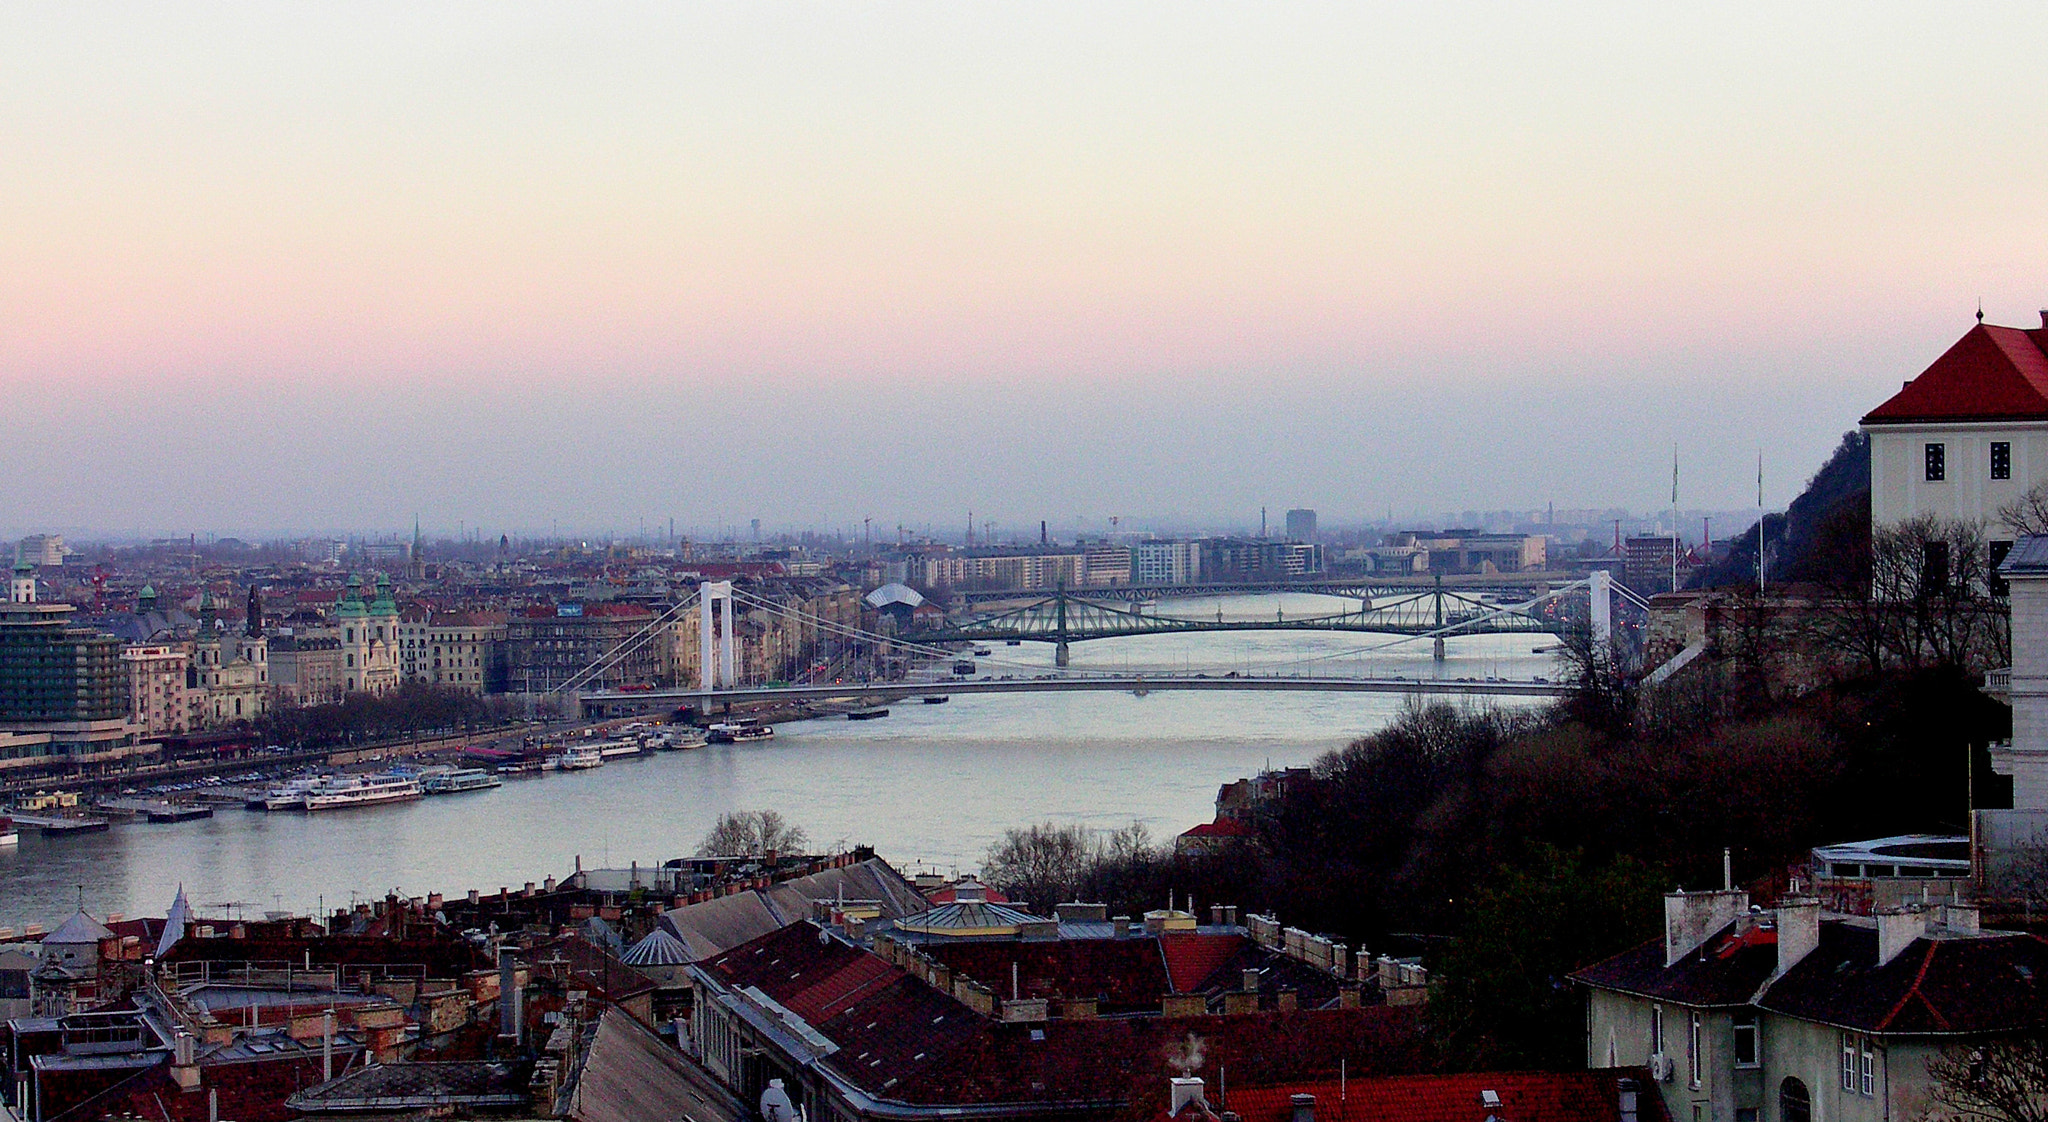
[1861,312,2048,546]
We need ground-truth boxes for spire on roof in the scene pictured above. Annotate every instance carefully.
[158,885,191,958]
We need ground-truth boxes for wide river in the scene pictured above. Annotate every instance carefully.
[0,594,1557,929]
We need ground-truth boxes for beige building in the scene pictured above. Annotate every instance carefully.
[269,632,344,707]
[122,643,192,735]
[398,605,431,681]
[424,611,506,694]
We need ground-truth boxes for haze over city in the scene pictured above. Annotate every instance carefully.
[6,3,2048,535]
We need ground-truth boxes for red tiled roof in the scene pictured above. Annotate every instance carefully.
[1180,819,1254,839]
[1863,324,2048,424]
[926,885,1011,904]
[923,937,1175,1012]
[1168,1070,1660,1122]
[1161,933,1247,994]
[704,922,1430,1107]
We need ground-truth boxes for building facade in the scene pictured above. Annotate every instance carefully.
[1576,891,2048,1122]
[122,643,192,735]
[334,574,402,695]
[1862,315,2048,552]
[1132,540,1203,585]
[504,603,661,694]
[424,611,507,694]
[1,561,141,773]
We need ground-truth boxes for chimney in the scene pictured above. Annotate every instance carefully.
[2039,309,2048,329]
[1290,1093,1316,1122]
[1774,896,1820,977]
[1663,889,1748,966]
[1224,905,1238,926]
[1241,968,1260,993]
[1942,902,1980,935]
[1170,1077,1206,1117]
[467,889,479,905]
[1877,908,1927,968]
[1211,905,1225,926]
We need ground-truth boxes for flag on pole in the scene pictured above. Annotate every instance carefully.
[1672,446,1679,505]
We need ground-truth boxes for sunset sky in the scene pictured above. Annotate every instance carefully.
[5,3,2047,537]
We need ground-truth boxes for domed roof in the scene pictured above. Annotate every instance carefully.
[621,926,692,966]
[864,583,926,609]
[43,909,113,946]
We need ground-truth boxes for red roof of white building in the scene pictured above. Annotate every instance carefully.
[1863,320,2048,424]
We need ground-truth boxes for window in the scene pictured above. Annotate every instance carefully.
[1860,1044,1875,1096]
[1651,1005,1663,1055]
[1689,1012,1703,1087]
[1733,1016,1758,1067]
[1780,1079,1810,1122]
[1993,441,2012,480]
[1992,539,2015,597]
[1842,1034,1857,1090]
[1926,442,1946,481]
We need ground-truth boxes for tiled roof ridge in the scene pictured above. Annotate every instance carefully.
[1875,940,1941,1031]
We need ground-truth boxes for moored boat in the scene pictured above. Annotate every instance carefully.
[420,768,502,795]
[301,774,423,811]
[544,744,606,771]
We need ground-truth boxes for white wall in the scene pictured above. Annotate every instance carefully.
[1867,422,2048,536]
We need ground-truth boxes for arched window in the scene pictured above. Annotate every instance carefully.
[1780,1077,1810,1122]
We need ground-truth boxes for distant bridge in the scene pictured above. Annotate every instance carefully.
[910,586,1576,665]
[951,572,1578,604]
[579,673,1572,717]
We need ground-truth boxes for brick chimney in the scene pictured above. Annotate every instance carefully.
[1877,908,1927,968]
[1663,889,1748,966]
[1774,896,1820,977]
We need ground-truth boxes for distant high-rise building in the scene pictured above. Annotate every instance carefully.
[16,535,66,567]
[1,560,142,774]
[1284,509,1318,542]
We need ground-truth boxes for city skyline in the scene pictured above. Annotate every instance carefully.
[7,4,2047,531]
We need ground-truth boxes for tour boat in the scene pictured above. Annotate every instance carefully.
[301,774,423,811]
[707,722,774,744]
[847,708,889,721]
[256,776,327,811]
[420,768,502,795]
[545,744,605,771]
[655,728,709,750]
[596,740,645,760]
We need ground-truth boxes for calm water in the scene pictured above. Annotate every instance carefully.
[0,595,1556,929]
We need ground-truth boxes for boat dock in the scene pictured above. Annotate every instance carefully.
[98,798,215,823]
[10,814,113,835]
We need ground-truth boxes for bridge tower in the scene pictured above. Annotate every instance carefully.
[1054,585,1070,667]
[699,581,738,689]
[1589,568,1612,653]
[1432,574,1446,661]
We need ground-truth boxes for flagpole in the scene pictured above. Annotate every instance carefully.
[1671,445,1680,593]
[1757,451,1766,598]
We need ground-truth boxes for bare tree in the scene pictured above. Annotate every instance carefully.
[1926,1037,2048,1122]
[696,810,809,857]
[1998,483,2048,539]
[982,822,1095,912]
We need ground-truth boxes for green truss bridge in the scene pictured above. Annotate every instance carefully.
[908,584,1580,666]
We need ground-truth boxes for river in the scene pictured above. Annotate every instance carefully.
[0,593,1559,929]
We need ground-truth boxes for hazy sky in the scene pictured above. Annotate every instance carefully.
[5,3,2047,538]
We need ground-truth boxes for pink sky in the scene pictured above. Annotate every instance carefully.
[5,3,2048,534]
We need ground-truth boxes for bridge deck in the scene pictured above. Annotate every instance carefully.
[583,675,1570,711]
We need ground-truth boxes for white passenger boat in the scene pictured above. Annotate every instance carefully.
[544,745,606,771]
[255,776,327,811]
[656,728,709,750]
[419,767,502,795]
[709,722,775,744]
[301,774,423,811]
[595,740,644,760]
